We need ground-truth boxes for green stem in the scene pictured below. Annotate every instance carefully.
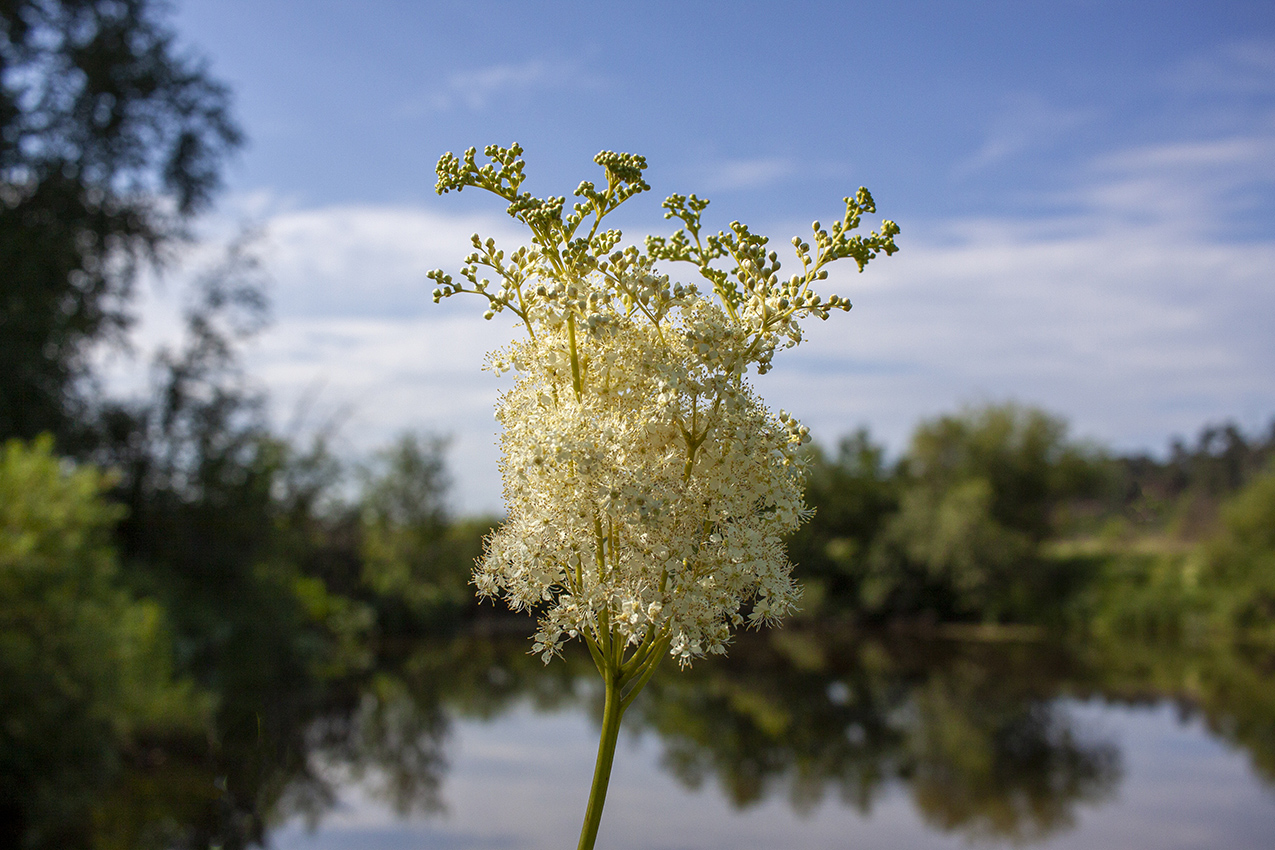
[567,312,584,401]
[577,669,624,850]
[621,636,669,714]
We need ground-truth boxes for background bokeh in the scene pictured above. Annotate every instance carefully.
[105,0,1275,512]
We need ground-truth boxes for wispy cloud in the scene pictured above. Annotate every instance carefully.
[1079,134,1275,233]
[955,94,1093,177]
[697,157,796,192]
[121,120,1275,512]
[1165,40,1275,96]
[261,203,525,317]
[402,59,602,114]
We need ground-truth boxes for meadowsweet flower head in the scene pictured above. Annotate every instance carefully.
[430,144,898,666]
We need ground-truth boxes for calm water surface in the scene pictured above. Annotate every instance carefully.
[83,627,1275,849]
[247,630,1275,850]
[271,698,1275,850]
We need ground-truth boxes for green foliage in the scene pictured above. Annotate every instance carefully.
[0,0,241,444]
[884,404,1102,621]
[1063,458,1275,646]
[904,404,1098,543]
[1068,549,1205,641]
[1099,419,1275,541]
[360,433,495,627]
[787,410,1275,632]
[867,476,1034,619]
[1204,460,1275,639]
[0,435,203,847]
[786,430,898,612]
[89,241,372,683]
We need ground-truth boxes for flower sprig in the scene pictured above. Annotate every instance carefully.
[428,143,897,850]
[428,143,899,668]
[647,187,899,372]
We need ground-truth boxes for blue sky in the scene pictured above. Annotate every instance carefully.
[126,0,1275,511]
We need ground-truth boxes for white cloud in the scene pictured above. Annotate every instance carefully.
[1166,40,1275,96]
[120,125,1275,514]
[956,94,1093,176]
[1081,134,1275,229]
[402,58,602,114]
[697,157,797,192]
[260,203,525,317]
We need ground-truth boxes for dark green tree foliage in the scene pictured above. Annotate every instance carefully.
[98,242,371,675]
[1113,419,1275,536]
[0,0,240,443]
[786,429,898,611]
[83,245,376,849]
[859,404,1101,622]
[0,435,202,849]
[1200,461,1275,640]
[360,433,500,632]
[1163,421,1275,497]
[362,434,453,607]
[905,405,1092,542]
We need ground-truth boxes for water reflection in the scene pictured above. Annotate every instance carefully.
[90,627,1275,848]
[632,632,1120,843]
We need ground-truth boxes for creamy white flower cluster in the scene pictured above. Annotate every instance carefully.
[476,275,811,664]
[429,144,897,666]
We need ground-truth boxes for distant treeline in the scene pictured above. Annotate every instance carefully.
[789,407,1275,637]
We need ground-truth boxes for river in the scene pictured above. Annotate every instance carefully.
[132,625,1275,850]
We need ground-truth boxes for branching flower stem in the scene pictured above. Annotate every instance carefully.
[429,143,897,850]
[567,313,585,400]
[578,625,671,850]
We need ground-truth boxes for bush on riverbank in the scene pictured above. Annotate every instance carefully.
[790,406,1275,644]
[0,437,204,847]
[1066,459,1275,646]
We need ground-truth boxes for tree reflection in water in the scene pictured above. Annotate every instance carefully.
[88,626,1275,848]
[631,630,1120,843]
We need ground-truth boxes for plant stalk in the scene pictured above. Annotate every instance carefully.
[577,670,625,850]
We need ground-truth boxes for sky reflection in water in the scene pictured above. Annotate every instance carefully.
[259,631,1275,850]
[273,701,1274,850]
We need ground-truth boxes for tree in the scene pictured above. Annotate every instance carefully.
[0,435,203,848]
[863,404,1101,622]
[1202,459,1275,640]
[95,238,373,681]
[0,0,240,443]
[360,432,476,625]
[786,429,899,613]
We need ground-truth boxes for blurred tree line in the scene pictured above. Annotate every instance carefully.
[789,404,1275,636]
